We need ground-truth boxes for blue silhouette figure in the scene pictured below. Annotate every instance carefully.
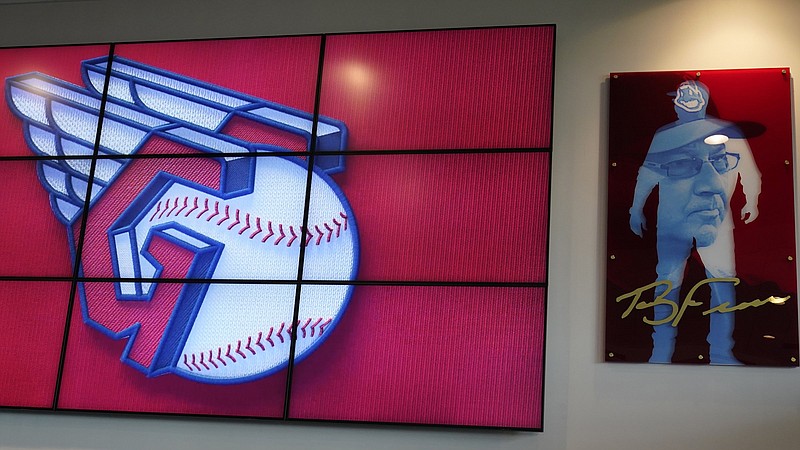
[629,80,761,364]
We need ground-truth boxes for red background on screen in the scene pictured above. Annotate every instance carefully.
[290,285,546,428]
[0,27,552,429]
[0,45,110,157]
[0,282,71,408]
[312,152,550,282]
[321,28,554,151]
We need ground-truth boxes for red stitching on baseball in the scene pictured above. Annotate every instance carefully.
[239,213,251,235]
[158,198,170,219]
[150,196,348,248]
[310,318,322,337]
[250,217,262,239]
[150,201,162,222]
[207,201,220,221]
[186,197,199,217]
[277,323,286,343]
[275,224,286,245]
[255,332,265,350]
[245,336,256,355]
[197,198,209,218]
[168,196,180,217]
[262,221,274,243]
[176,197,188,217]
[265,327,275,347]
[181,318,333,373]
[227,208,240,230]
[332,218,341,237]
[299,318,311,338]
[324,223,333,242]
[217,205,230,226]
[314,225,323,245]
[199,351,210,370]
[225,344,236,363]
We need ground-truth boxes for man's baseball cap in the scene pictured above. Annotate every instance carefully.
[648,118,741,154]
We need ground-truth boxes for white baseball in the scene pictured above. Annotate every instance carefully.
[132,156,357,383]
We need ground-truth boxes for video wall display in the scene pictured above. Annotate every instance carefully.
[0,25,554,430]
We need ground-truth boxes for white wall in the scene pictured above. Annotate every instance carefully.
[1,0,799,448]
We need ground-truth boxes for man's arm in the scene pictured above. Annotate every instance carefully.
[629,165,660,237]
[728,139,761,224]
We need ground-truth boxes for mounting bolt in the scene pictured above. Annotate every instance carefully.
[698,355,704,360]
[610,255,616,260]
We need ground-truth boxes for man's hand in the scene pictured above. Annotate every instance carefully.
[741,202,759,224]
[629,208,647,237]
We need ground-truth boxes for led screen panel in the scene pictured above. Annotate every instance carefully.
[0,160,83,277]
[0,45,110,157]
[304,152,550,282]
[112,37,321,122]
[320,28,554,151]
[0,281,71,408]
[289,285,546,429]
[56,281,290,417]
[107,37,323,156]
[0,26,553,430]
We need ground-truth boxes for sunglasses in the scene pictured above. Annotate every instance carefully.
[644,152,740,178]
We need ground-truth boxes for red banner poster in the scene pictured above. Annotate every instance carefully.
[606,69,798,366]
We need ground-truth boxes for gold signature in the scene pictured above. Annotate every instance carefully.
[616,277,790,327]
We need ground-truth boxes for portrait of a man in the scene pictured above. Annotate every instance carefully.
[606,70,798,366]
[629,80,760,364]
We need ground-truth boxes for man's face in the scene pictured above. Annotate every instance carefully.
[654,141,733,246]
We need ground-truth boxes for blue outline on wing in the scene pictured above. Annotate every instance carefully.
[6,77,99,225]
[25,123,58,156]
[83,56,348,173]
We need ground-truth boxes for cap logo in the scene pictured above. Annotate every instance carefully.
[674,81,707,113]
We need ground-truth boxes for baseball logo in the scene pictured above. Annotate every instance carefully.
[6,56,359,383]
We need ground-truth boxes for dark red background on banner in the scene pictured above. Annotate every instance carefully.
[0,27,552,430]
[606,69,798,365]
